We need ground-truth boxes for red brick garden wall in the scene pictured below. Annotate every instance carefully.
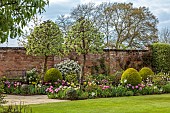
[54,49,151,75]
[0,47,150,77]
[0,47,54,78]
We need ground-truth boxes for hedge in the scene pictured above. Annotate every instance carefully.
[151,43,170,73]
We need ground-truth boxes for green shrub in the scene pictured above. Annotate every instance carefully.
[125,91,134,96]
[44,68,62,83]
[0,80,6,105]
[121,68,142,86]
[139,67,154,82]
[20,84,30,95]
[151,43,170,73]
[152,73,168,88]
[141,86,154,95]
[65,73,78,84]
[163,83,170,93]
[111,86,127,97]
[66,88,78,100]
[111,70,124,86]
[77,91,89,99]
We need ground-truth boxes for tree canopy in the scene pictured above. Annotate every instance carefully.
[159,27,170,44]
[0,0,49,43]
[58,2,159,49]
[66,18,104,55]
[24,20,63,75]
[105,3,158,49]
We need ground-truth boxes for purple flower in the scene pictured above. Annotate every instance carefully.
[135,86,138,89]
[17,82,21,86]
[45,83,48,85]
[46,88,49,92]
[132,86,134,89]
[50,90,54,93]
[54,82,58,85]
[5,81,10,85]
[14,84,17,87]
[49,89,54,93]
[102,85,110,90]
[55,88,61,93]
[139,87,142,90]
[8,85,10,88]
[140,84,145,88]
[104,86,110,88]
[102,79,108,83]
[57,79,61,82]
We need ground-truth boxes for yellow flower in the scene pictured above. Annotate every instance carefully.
[32,82,36,85]
[71,83,74,87]
[83,82,87,85]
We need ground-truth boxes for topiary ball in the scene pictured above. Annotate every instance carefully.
[121,68,142,86]
[44,68,62,83]
[139,67,154,81]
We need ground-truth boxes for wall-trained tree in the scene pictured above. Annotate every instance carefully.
[66,17,105,84]
[24,20,64,79]
[0,0,49,43]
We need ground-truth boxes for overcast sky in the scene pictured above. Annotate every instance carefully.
[1,0,170,47]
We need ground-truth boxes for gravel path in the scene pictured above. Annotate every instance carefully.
[3,95,69,105]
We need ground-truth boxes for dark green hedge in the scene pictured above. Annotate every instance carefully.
[151,43,170,73]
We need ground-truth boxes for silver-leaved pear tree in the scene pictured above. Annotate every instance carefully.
[0,0,49,43]
[66,17,105,84]
[24,20,64,80]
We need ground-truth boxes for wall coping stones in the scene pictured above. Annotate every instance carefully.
[0,47,148,52]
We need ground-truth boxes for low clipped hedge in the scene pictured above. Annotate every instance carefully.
[151,43,170,73]
[121,68,142,86]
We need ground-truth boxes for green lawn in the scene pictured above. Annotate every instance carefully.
[31,94,170,113]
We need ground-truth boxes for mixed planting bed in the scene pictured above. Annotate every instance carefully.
[2,59,170,100]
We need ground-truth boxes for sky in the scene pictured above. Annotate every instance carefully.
[1,0,170,47]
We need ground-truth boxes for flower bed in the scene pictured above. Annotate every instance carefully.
[1,66,170,100]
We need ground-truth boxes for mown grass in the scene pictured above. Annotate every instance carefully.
[31,94,170,113]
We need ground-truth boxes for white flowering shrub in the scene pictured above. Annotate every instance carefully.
[54,59,81,79]
[25,68,39,84]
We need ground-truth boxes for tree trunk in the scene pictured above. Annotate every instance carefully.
[81,53,86,84]
[42,55,48,82]
[106,22,110,75]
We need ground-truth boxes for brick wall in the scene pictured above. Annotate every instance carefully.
[0,47,150,77]
[54,49,150,75]
[0,47,54,78]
